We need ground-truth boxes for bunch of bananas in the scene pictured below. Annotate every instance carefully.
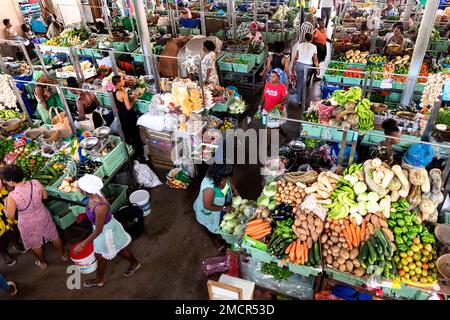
[45,36,63,46]
[343,162,364,176]
[355,98,374,131]
[332,87,362,105]
[0,109,21,120]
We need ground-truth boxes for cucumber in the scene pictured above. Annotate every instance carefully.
[313,241,320,264]
[367,240,377,263]
[360,242,367,260]
[360,257,368,269]
[48,167,58,177]
[383,265,390,279]
[384,240,392,258]
[376,238,384,255]
[385,260,392,269]
[308,246,315,265]
[370,235,379,249]
[33,174,53,180]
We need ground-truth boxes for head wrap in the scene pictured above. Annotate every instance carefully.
[271,68,283,79]
[78,174,104,195]
[32,70,44,82]
[249,22,258,29]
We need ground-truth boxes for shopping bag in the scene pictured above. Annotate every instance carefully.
[133,160,162,188]
[49,107,72,138]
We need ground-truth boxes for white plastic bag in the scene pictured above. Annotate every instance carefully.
[133,160,162,188]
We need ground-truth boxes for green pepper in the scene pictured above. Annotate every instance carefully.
[398,244,408,252]
[402,226,408,233]
[399,199,409,208]
[390,213,397,220]
[397,219,405,227]
[404,216,412,224]
[388,220,397,228]
[406,240,413,247]
[395,235,404,244]
[410,225,418,233]
[402,235,408,242]
[394,227,403,234]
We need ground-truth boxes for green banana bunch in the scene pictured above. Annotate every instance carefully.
[343,163,364,176]
[355,98,374,130]
[325,179,357,219]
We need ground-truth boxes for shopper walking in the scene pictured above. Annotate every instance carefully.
[201,40,219,86]
[2,165,67,270]
[73,175,140,288]
[371,119,401,166]
[111,75,143,157]
[0,274,17,296]
[335,0,345,17]
[318,0,334,28]
[261,41,290,88]
[298,13,316,44]
[313,18,331,64]
[292,33,319,106]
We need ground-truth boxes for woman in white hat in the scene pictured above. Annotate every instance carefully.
[72,175,140,288]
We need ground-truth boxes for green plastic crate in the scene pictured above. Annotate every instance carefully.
[392,82,405,90]
[325,267,367,287]
[388,285,429,300]
[179,27,201,35]
[134,99,151,113]
[284,29,296,41]
[287,263,321,277]
[232,54,256,73]
[103,183,128,214]
[111,41,126,52]
[242,234,268,251]
[348,63,366,69]
[324,75,343,83]
[435,39,449,53]
[302,123,323,137]
[248,49,267,65]
[217,53,240,72]
[95,137,134,175]
[242,243,273,263]
[414,83,426,92]
[441,211,450,224]
[342,77,362,86]
[211,95,233,112]
[217,229,238,245]
[47,200,85,230]
[372,79,382,88]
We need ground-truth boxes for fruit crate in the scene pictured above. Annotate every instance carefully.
[211,94,233,112]
[348,63,366,69]
[323,74,343,83]
[287,263,322,277]
[103,183,128,214]
[179,27,201,35]
[414,83,426,92]
[372,79,382,88]
[217,53,240,72]
[248,49,268,65]
[324,267,367,287]
[232,54,256,73]
[134,99,151,113]
[47,200,85,230]
[95,136,134,176]
[392,82,405,90]
[242,243,273,263]
[217,229,239,245]
[434,39,450,53]
[301,123,323,138]
[342,77,362,86]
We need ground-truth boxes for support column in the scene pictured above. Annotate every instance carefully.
[402,0,415,27]
[400,0,439,106]
[131,0,153,75]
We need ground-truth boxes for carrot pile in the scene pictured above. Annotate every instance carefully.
[342,217,365,249]
[284,239,309,265]
[244,219,272,240]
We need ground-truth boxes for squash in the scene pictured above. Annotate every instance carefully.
[391,165,410,198]
[409,168,425,186]
[379,195,391,218]
[388,176,401,191]
[363,160,389,197]
[419,198,435,222]
[429,168,442,193]
[407,185,422,207]
[380,168,394,189]
[420,169,430,193]
[390,190,400,202]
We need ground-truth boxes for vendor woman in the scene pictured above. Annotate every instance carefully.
[384,25,405,56]
[371,118,401,166]
[194,164,239,238]
[33,71,63,124]
[246,22,263,42]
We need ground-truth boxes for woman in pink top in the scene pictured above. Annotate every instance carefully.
[3,165,67,269]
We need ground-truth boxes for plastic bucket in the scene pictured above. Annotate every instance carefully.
[129,190,151,217]
[69,242,97,274]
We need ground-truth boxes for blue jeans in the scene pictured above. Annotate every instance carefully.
[295,62,314,105]
[0,274,9,292]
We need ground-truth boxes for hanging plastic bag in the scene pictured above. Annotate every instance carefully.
[133,160,162,188]
[402,144,434,168]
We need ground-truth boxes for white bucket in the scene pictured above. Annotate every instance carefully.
[69,242,97,274]
[129,190,151,217]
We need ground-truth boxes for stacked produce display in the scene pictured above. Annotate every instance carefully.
[238,157,445,290]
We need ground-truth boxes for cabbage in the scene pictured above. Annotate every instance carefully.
[367,192,379,202]
[243,206,254,218]
[221,220,237,234]
[268,199,277,211]
[349,175,359,186]
[366,201,380,213]
[257,195,270,207]
[353,182,367,195]
[232,196,242,209]
[263,184,277,197]
[349,205,359,214]
[357,193,368,202]
[233,224,244,236]
[223,213,235,221]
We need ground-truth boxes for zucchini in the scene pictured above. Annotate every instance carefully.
[383,265,390,279]
[385,260,392,269]
[376,239,384,255]
[33,174,53,180]
[369,236,378,248]
[375,229,388,248]
[308,246,315,265]
[313,241,320,264]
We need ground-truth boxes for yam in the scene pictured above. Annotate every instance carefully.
[298,214,307,221]
[301,221,308,230]
[345,260,354,273]
[338,264,347,272]
[330,236,339,244]
[316,224,324,234]
[321,234,328,244]
[307,215,314,224]
[339,248,350,260]
[382,227,394,242]
[379,219,388,229]
[311,230,318,242]
[326,255,333,265]
[367,223,375,235]
[354,268,365,277]
[308,222,315,232]
[349,248,359,260]
[337,256,346,265]
[306,237,313,249]
[370,215,381,230]
[314,217,322,226]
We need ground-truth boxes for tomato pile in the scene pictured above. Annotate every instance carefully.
[343,67,363,78]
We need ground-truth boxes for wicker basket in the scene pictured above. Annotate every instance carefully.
[43,129,60,143]
[1,118,21,132]
[371,103,388,114]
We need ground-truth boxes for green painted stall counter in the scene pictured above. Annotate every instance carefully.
[287,262,322,277]
[301,123,323,138]
[324,267,367,287]
[242,242,274,263]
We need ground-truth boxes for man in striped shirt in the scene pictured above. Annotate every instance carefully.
[298,13,316,44]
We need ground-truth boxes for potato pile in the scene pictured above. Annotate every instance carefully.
[292,211,324,249]
[322,217,365,277]
[275,171,319,207]
[345,50,369,64]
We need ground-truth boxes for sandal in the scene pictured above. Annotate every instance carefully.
[83,279,104,288]
[122,263,141,277]
[35,260,48,270]
[5,258,17,266]
[7,282,17,296]
[12,245,27,254]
